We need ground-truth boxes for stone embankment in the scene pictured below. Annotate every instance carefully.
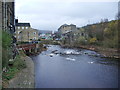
[8,56,34,88]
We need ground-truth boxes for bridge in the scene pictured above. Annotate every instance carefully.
[17,43,40,55]
[17,44,36,50]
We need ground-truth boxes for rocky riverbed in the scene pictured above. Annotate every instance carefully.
[61,44,120,59]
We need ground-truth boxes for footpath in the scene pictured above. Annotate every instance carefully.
[8,56,35,88]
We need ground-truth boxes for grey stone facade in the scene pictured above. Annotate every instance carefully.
[58,24,77,36]
[0,0,15,33]
[0,1,2,30]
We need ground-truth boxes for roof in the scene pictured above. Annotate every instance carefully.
[38,30,52,34]
[62,24,68,26]
[16,23,30,27]
[70,24,75,26]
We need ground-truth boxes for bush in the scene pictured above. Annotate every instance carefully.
[13,55,26,70]
[2,31,12,68]
[89,37,97,44]
[77,36,86,45]
[2,31,12,48]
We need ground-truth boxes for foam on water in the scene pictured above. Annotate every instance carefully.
[66,58,76,61]
[88,61,94,64]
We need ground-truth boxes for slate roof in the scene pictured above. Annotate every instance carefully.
[16,23,30,27]
[39,30,52,34]
[62,24,68,26]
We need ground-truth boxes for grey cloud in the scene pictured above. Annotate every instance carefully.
[15,1,118,30]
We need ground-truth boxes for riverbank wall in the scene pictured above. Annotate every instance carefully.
[6,44,47,88]
[8,56,35,88]
[61,44,120,59]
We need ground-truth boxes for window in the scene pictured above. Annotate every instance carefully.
[22,27,24,29]
[33,32,36,35]
[26,27,28,29]
[18,27,20,29]
[81,33,84,36]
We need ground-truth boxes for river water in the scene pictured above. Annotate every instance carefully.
[31,45,118,88]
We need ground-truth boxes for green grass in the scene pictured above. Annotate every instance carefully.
[2,55,26,81]
[2,67,19,80]
[13,55,26,70]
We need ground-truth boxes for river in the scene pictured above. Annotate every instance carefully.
[31,45,118,88]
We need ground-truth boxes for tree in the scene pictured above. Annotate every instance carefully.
[89,37,97,44]
[77,36,86,45]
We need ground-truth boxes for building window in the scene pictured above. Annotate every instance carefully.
[81,33,84,36]
[26,27,28,29]
[22,27,24,29]
[33,32,36,35]
[18,27,20,29]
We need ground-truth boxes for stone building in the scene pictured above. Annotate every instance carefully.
[75,28,88,39]
[58,24,89,45]
[0,0,16,59]
[0,0,15,33]
[58,24,77,45]
[15,19,39,42]
[0,0,1,27]
[58,24,77,36]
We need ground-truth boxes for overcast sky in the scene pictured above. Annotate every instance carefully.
[15,0,119,31]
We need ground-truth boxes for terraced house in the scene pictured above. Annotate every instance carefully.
[15,19,39,43]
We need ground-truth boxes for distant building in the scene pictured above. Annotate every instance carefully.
[76,28,88,38]
[58,24,89,45]
[0,0,15,33]
[58,24,77,37]
[39,30,53,40]
[57,24,77,44]
[15,19,39,42]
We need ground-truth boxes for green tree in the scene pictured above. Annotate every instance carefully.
[77,36,86,45]
[89,37,97,44]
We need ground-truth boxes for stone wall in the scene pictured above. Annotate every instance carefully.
[0,1,2,30]
[1,1,15,33]
[8,56,35,88]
